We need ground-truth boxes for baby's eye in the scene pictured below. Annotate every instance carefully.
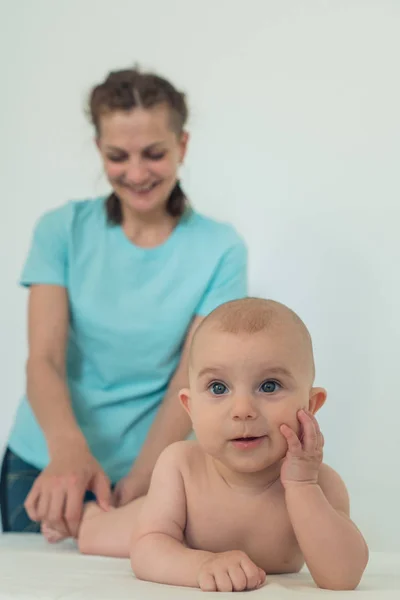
[260,380,281,394]
[209,382,228,395]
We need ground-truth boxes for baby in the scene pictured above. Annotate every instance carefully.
[44,298,369,592]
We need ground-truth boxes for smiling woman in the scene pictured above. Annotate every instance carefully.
[0,67,248,538]
[89,69,190,236]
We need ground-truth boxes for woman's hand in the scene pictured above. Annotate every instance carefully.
[25,441,111,538]
[113,468,151,507]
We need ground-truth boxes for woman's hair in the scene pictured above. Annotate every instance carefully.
[88,67,189,223]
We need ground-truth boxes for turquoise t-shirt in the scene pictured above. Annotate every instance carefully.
[9,198,247,482]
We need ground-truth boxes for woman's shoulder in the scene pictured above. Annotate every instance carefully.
[33,197,106,237]
[182,208,246,249]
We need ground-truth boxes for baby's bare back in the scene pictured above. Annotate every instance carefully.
[181,443,304,574]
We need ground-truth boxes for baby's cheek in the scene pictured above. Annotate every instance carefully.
[277,408,302,437]
[192,419,220,454]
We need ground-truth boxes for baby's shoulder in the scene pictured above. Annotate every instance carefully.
[157,440,205,472]
[318,463,350,515]
[318,463,345,485]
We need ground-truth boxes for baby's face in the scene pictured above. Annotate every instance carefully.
[183,325,322,474]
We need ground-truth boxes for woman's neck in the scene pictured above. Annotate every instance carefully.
[121,205,178,248]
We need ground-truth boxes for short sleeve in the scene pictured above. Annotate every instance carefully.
[20,205,70,288]
[195,240,248,316]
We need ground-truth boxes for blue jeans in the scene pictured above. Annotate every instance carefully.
[0,448,97,533]
[0,448,41,532]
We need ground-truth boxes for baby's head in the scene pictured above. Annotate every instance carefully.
[179,298,326,475]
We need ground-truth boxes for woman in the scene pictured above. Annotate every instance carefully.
[0,68,247,536]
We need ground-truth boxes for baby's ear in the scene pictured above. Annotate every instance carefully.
[179,388,191,415]
[309,387,327,415]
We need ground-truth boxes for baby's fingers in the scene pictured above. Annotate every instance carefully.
[307,411,325,450]
[240,556,265,590]
[214,570,233,592]
[258,568,267,586]
[227,564,247,592]
[280,424,302,454]
[298,409,318,452]
[198,572,216,592]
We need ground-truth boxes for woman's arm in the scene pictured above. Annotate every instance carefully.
[26,285,83,449]
[24,285,111,536]
[114,316,203,506]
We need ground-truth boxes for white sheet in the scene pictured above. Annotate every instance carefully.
[0,534,399,599]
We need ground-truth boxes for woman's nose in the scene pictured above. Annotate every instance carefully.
[125,160,149,184]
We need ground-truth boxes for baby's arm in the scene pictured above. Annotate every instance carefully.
[130,443,265,592]
[285,465,368,590]
[281,410,368,590]
[130,443,213,587]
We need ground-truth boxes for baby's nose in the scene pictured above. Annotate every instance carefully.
[231,396,257,420]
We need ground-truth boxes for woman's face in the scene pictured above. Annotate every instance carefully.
[97,104,188,218]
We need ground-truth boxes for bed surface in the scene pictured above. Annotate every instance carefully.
[0,534,399,598]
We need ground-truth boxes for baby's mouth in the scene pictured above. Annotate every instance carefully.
[231,434,266,441]
[230,435,267,450]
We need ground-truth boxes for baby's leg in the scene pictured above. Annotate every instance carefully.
[77,496,146,558]
[42,496,146,558]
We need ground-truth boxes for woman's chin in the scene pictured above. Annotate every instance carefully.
[120,193,165,215]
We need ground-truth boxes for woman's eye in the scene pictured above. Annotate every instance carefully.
[146,152,166,161]
[209,382,228,395]
[260,380,281,394]
[107,155,127,163]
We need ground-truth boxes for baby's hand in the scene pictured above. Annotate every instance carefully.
[280,409,324,489]
[197,550,266,592]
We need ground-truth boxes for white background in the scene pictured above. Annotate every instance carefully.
[1,1,399,550]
